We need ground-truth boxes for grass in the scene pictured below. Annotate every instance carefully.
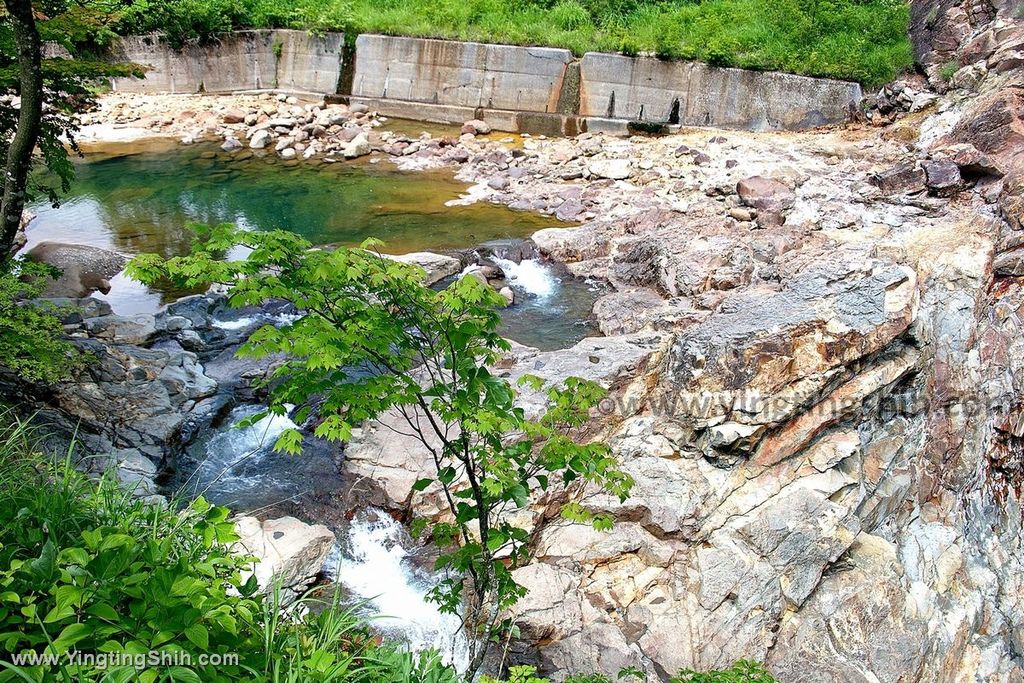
[109,0,912,87]
[348,0,912,86]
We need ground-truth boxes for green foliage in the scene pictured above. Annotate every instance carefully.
[671,660,777,683]
[0,413,460,682]
[114,0,354,45]
[0,2,144,211]
[548,1,592,32]
[939,60,959,81]
[129,225,634,677]
[482,662,777,683]
[0,414,774,683]
[112,0,238,47]
[0,261,83,383]
[106,0,912,85]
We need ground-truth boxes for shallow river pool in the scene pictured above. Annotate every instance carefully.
[26,140,603,350]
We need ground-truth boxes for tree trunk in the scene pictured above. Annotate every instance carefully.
[1,0,42,263]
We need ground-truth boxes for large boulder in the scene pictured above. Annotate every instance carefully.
[342,133,371,159]
[25,242,127,298]
[233,516,335,600]
[921,158,962,195]
[249,129,272,150]
[384,251,461,286]
[870,163,927,194]
[588,159,633,180]
[736,176,796,212]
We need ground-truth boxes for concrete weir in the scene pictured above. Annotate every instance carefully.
[110,30,345,94]
[109,31,864,133]
[579,53,863,130]
[350,34,573,112]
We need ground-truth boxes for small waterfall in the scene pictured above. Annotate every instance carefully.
[494,257,558,300]
[173,403,341,511]
[325,512,471,672]
[180,405,298,499]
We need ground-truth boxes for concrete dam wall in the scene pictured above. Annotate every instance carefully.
[109,30,345,94]
[579,52,862,131]
[110,32,863,133]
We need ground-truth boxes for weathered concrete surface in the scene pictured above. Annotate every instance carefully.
[351,34,573,113]
[109,30,868,132]
[110,30,344,94]
[579,52,863,130]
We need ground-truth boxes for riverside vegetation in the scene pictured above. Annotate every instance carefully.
[111,0,911,86]
[0,414,460,683]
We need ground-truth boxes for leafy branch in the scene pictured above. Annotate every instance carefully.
[129,224,634,679]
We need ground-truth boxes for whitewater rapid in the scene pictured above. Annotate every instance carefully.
[325,512,471,672]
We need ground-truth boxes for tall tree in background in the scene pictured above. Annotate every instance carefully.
[1,0,42,260]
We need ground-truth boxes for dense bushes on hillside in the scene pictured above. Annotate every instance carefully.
[109,0,911,86]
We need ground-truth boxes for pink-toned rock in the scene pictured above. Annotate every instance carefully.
[736,176,796,212]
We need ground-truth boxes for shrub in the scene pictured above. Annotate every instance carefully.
[548,1,592,31]
[0,262,84,384]
[129,227,634,679]
[672,660,778,683]
[482,662,778,683]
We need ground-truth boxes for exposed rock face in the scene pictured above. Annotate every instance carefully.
[55,335,218,461]
[949,83,1024,169]
[910,0,1022,84]
[341,32,1024,680]
[504,217,1024,680]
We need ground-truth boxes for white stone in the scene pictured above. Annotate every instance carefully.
[588,158,633,180]
[249,129,272,149]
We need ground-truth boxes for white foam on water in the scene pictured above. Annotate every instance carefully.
[186,405,298,497]
[494,257,558,300]
[326,512,470,672]
[212,316,259,330]
[214,407,297,459]
[212,311,303,330]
